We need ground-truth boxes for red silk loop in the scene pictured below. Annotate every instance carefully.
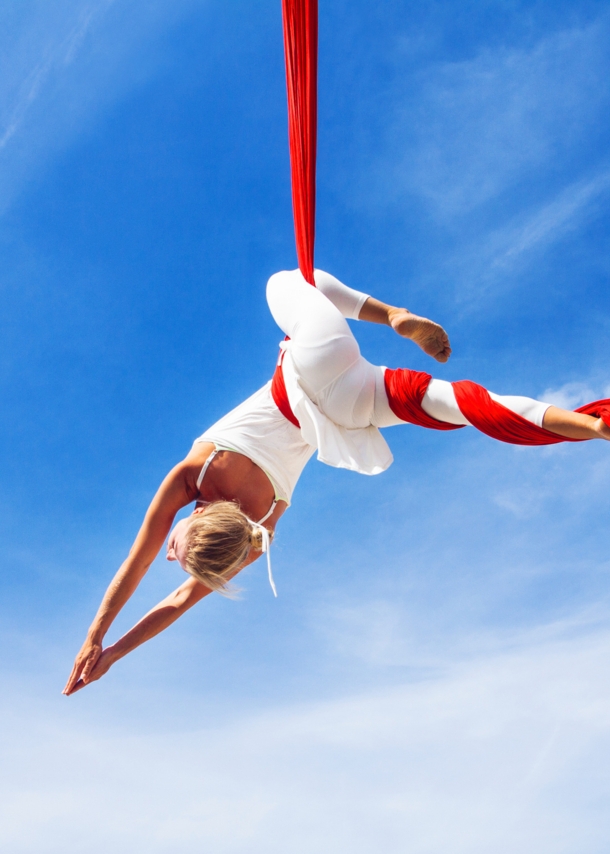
[282,0,318,286]
[384,368,464,431]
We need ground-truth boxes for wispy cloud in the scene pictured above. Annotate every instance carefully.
[539,378,610,410]
[0,3,110,151]
[385,16,610,216]
[0,0,199,212]
[452,169,610,304]
[2,625,610,852]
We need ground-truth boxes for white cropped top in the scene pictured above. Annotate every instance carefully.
[194,381,315,505]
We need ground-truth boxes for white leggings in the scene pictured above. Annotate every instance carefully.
[266,269,550,430]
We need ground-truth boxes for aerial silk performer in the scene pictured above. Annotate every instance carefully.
[64,2,610,694]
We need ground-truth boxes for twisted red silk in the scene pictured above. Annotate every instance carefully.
[383,369,462,431]
[265,365,610,446]
[384,368,610,444]
[282,0,318,285]
[452,380,610,444]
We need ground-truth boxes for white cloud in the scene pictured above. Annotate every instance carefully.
[2,625,610,852]
[386,17,610,216]
[452,170,610,304]
[539,380,601,410]
[0,2,110,151]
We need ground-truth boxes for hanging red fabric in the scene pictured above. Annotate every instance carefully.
[281,0,318,286]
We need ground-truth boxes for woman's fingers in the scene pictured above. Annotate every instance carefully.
[80,648,101,683]
[63,663,82,695]
[63,642,103,695]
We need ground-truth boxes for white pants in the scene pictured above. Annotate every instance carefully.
[266,269,550,430]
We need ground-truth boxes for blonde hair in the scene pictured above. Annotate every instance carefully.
[183,501,266,594]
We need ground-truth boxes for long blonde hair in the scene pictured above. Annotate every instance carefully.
[183,501,265,594]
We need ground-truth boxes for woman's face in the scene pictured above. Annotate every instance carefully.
[166,516,192,568]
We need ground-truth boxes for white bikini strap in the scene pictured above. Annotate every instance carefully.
[257,500,277,526]
[247,518,277,598]
[196,449,217,491]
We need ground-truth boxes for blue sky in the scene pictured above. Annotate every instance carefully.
[2,1,610,850]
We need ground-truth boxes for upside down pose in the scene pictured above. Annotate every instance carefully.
[64,270,610,694]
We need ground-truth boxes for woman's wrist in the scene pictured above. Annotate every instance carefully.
[86,623,106,645]
[102,642,121,665]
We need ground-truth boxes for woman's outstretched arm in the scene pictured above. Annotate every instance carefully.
[64,576,210,693]
[63,459,199,695]
[64,541,268,693]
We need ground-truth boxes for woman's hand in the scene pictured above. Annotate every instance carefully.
[388,308,452,363]
[63,645,116,695]
[63,638,104,695]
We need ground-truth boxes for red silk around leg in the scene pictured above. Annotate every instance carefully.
[384,368,464,431]
[452,380,571,445]
[282,0,318,286]
[272,360,610,444]
[453,380,610,445]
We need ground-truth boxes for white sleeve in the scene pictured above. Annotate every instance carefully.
[313,269,370,320]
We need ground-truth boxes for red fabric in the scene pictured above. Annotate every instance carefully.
[384,368,464,431]
[282,0,318,286]
[575,399,610,427]
[271,356,300,428]
[453,380,610,445]
[272,361,610,445]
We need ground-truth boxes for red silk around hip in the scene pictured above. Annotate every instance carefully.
[271,356,301,428]
[282,0,318,286]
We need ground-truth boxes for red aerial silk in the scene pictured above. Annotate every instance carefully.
[383,369,462,432]
[281,0,318,286]
[452,380,610,445]
[277,4,610,446]
[382,368,610,446]
[271,354,301,428]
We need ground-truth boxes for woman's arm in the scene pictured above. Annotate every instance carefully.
[359,297,452,363]
[64,540,269,693]
[63,460,198,695]
[65,576,210,693]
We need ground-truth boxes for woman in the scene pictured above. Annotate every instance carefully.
[64,269,609,695]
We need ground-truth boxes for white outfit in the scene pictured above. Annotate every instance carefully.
[195,382,313,504]
[195,269,551,501]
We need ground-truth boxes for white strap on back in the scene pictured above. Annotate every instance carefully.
[196,449,217,491]
[257,500,277,526]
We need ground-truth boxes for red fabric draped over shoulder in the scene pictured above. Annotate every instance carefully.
[282,0,318,286]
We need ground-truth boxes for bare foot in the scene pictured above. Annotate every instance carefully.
[389,308,452,363]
